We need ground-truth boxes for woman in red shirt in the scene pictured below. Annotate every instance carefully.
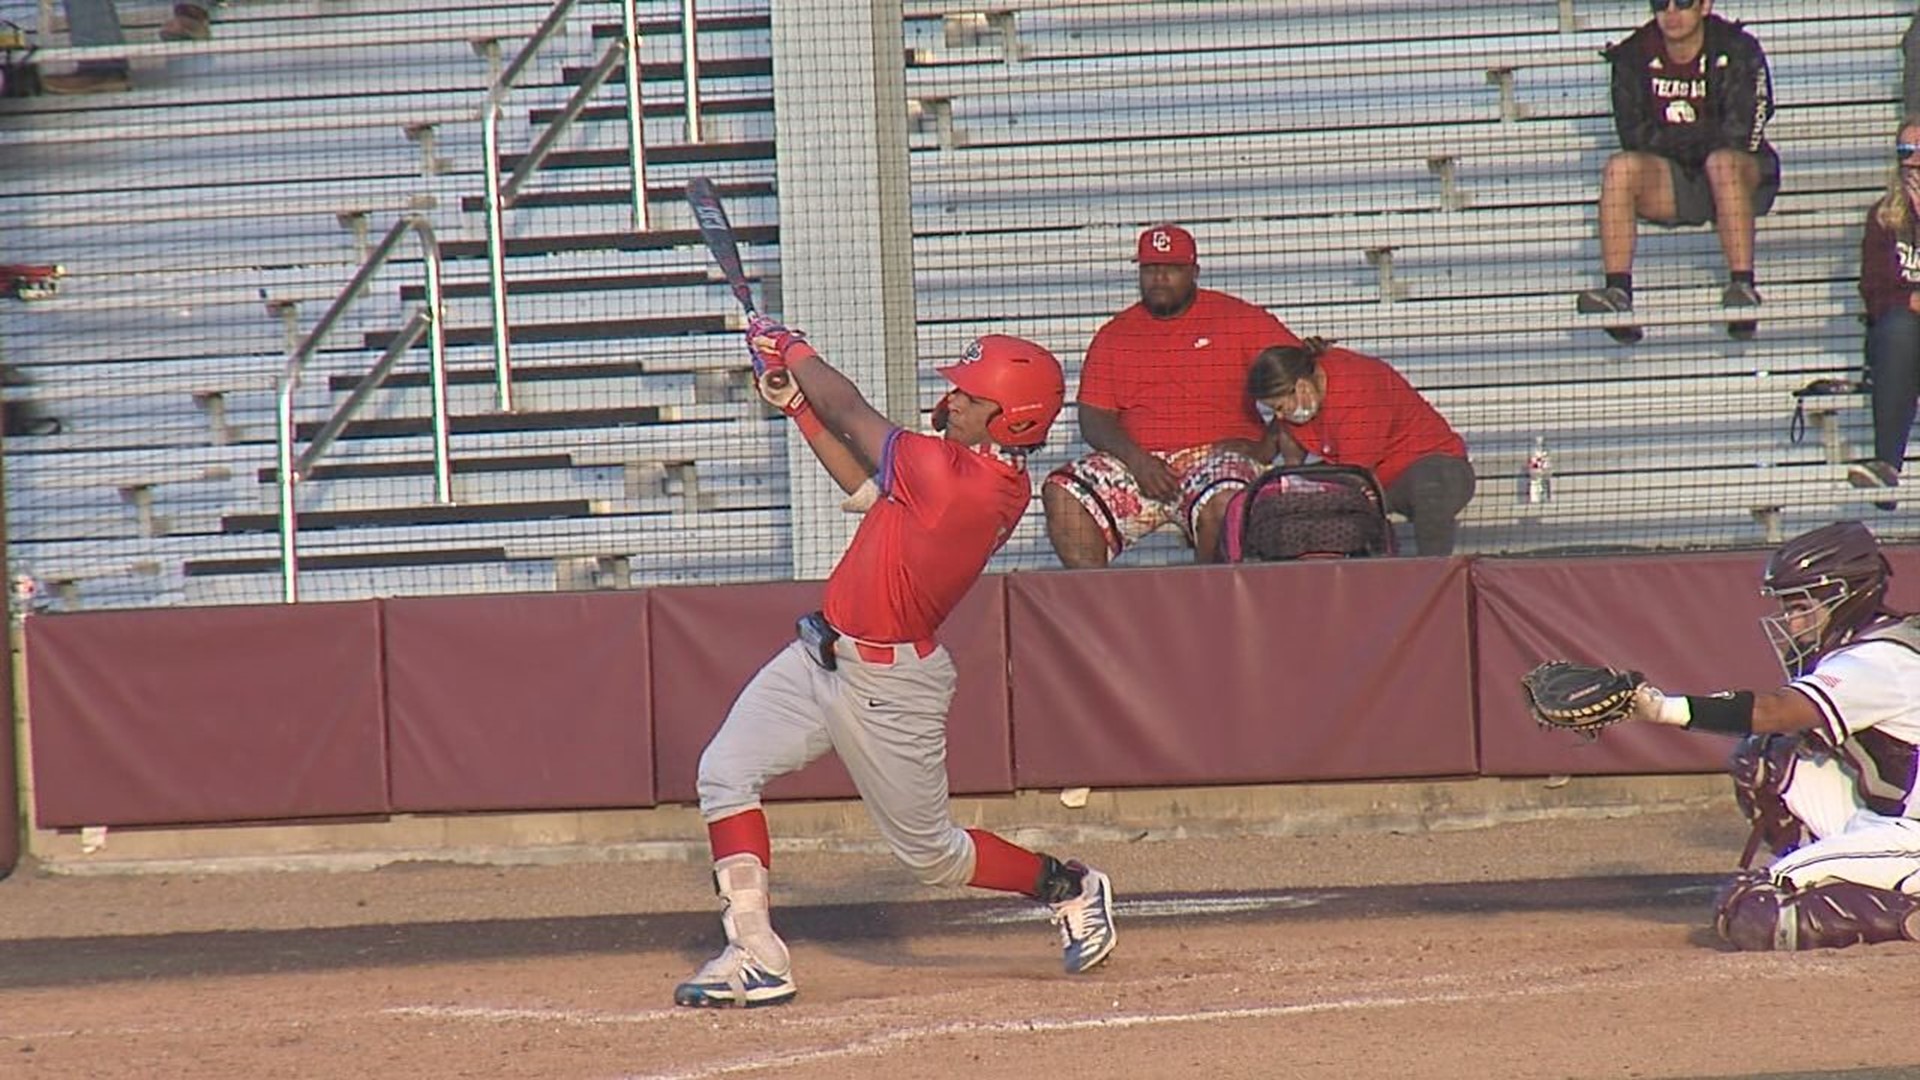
[1247,342,1476,556]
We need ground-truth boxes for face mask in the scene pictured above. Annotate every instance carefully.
[1284,382,1319,424]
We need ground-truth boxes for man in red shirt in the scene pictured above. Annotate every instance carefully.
[673,318,1117,1009]
[1247,342,1475,556]
[1043,223,1300,567]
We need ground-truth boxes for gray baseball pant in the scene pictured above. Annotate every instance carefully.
[696,639,976,888]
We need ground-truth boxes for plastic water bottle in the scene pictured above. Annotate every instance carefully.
[8,569,42,622]
[1526,436,1553,505]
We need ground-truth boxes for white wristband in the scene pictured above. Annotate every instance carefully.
[1651,690,1692,728]
[840,478,879,514]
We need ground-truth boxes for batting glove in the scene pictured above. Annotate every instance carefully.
[745,314,806,375]
[744,339,785,381]
[754,370,807,416]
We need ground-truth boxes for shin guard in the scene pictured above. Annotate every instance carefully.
[1714,870,1920,951]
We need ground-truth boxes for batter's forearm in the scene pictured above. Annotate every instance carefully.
[785,344,898,476]
[799,421,874,496]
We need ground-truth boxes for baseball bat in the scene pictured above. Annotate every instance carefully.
[685,177,788,391]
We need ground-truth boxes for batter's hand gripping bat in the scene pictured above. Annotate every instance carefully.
[685,177,788,391]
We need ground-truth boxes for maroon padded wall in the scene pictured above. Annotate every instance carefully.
[1007,558,1478,789]
[384,591,655,812]
[25,602,388,827]
[1,620,17,878]
[648,578,1012,805]
[1473,552,1781,776]
[1882,545,1920,608]
[30,540,1920,833]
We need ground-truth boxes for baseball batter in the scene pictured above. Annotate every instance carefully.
[1042,223,1300,568]
[673,318,1118,1008]
[1615,521,1920,949]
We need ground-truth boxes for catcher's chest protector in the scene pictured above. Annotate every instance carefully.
[1219,463,1393,562]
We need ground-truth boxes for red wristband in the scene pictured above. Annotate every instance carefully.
[792,401,824,437]
[782,340,820,368]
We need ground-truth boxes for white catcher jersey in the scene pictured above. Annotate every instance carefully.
[1788,616,1920,818]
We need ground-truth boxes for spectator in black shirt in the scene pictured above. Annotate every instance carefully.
[1574,1,1778,344]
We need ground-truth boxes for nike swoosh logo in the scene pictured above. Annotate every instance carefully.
[866,699,886,708]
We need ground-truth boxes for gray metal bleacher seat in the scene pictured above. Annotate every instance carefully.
[5,0,1911,604]
[1,0,792,608]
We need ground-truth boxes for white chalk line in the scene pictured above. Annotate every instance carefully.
[0,1003,684,1043]
[383,1004,680,1027]
[0,949,1871,1059]
[969,892,1338,925]
[0,1016,330,1043]
[0,1004,681,1045]
[602,956,1829,1080]
[608,986,1566,1080]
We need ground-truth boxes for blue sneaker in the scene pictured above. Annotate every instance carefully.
[672,943,796,1008]
[1048,862,1117,974]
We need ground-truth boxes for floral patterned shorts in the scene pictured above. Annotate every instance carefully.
[1045,445,1263,557]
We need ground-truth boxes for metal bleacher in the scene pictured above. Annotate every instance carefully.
[1,0,786,609]
[904,0,1911,565]
[1,0,1912,611]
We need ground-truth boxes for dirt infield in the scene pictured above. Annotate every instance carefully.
[3,811,1919,1080]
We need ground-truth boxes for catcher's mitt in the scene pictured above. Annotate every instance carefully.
[1521,661,1646,737]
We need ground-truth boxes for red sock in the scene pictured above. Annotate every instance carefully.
[965,828,1045,896]
[708,808,772,868]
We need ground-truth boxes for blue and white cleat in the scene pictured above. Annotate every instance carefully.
[673,943,796,1008]
[1049,862,1117,974]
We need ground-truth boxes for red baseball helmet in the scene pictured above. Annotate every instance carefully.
[936,335,1065,448]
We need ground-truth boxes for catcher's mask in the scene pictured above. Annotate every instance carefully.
[1759,520,1893,678]
[933,335,1065,448]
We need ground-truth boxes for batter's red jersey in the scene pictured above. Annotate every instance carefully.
[1077,289,1298,452]
[1280,348,1466,490]
[823,429,1029,643]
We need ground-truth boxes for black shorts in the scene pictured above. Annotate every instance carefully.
[1663,148,1780,227]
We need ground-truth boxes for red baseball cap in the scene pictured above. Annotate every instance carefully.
[1135,223,1197,266]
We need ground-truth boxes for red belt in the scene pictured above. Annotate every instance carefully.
[844,637,937,665]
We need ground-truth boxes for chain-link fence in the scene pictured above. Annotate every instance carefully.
[0,1,1909,611]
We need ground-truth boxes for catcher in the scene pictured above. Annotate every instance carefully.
[1524,520,1920,951]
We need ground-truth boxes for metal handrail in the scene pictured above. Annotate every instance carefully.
[480,0,646,414]
[275,213,448,603]
[680,0,701,143]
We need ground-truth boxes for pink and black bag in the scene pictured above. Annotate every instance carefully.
[1218,463,1393,562]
